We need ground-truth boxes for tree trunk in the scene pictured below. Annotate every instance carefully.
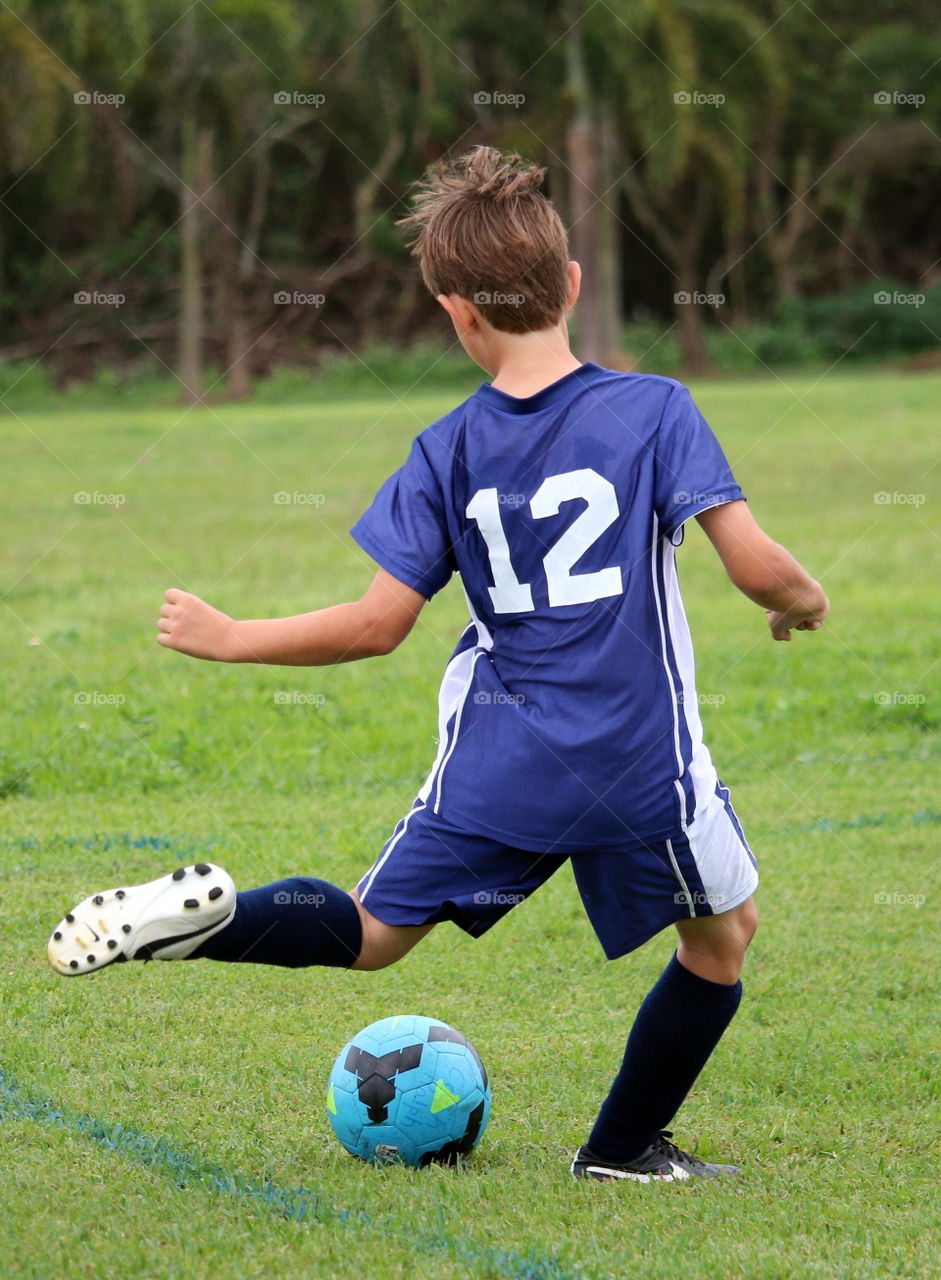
[596,109,624,366]
[225,287,253,400]
[674,177,710,375]
[674,281,708,374]
[177,117,209,403]
[565,22,603,363]
[176,0,212,406]
[761,151,814,304]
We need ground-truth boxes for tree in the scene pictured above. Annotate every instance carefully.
[596,0,787,370]
[117,0,302,401]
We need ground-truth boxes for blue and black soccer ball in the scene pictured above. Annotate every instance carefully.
[326,1014,491,1167]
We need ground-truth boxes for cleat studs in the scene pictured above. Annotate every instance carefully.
[172,868,186,881]
[208,886,223,901]
[115,889,126,900]
[93,895,104,905]
[53,931,62,941]
[107,939,118,950]
[86,955,95,964]
[183,898,199,909]
[66,914,75,923]
[122,924,132,934]
[69,960,79,969]
[194,863,211,876]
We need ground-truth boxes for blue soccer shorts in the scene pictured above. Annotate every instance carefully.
[356,782,758,960]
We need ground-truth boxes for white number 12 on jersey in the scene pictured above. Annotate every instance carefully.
[466,467,623,612]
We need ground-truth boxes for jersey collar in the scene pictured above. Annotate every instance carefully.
[474,362,605,415]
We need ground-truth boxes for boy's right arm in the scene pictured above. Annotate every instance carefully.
[157,567,426,665]
[696,500,829,641]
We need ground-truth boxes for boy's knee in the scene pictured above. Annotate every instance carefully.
[674,896,758,984]
[738,896,758,947]
[348,892,432,971]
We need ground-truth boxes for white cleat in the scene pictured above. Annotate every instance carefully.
[47,862,236,976]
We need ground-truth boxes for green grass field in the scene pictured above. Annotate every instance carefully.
[1,369,939,1279]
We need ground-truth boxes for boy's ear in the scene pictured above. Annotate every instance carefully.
[436,292,479,334]
[565,261,581,310]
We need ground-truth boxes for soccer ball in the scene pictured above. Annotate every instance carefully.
[325,1014,491,1167]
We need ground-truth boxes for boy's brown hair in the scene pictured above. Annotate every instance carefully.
[397,146,570,334]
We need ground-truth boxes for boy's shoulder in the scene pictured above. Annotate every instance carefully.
[416,366,693,455]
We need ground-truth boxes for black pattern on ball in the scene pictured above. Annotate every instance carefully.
[344,1043,423,1123]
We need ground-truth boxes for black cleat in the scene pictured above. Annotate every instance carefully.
[571,1132,740,1183]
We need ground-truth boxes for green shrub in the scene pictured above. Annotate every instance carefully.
[778,281,941,359]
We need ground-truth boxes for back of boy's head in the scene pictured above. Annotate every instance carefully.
[398,146,570,334]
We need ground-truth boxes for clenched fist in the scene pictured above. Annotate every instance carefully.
[157,589,242,662]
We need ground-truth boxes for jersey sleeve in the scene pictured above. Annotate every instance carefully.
[653,385,745,545]
[350,437,456,599]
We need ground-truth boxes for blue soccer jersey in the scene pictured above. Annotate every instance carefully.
[350,363,744,854]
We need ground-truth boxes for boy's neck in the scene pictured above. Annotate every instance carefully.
[485,325,584,399]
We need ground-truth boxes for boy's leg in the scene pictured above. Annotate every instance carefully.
[192,878,433,969]
[578,897,757,1177]
[348,891,435,970]
[674,895,758,984]
[47,865,431,975]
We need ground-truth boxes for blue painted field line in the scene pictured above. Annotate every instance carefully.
[0,1069,577,1280]
[0,1067,334,1222]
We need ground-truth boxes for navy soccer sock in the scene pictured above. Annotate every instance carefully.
[588,952,743,1163]
[192,878,362,969]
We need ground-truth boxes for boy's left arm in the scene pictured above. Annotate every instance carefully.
[157,568,426,665]
[696,499,829,641]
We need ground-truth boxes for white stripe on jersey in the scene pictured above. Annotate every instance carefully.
[361,604,492,899]
[432,649,483,813]
[416,624,477,806]
[660,533,719,824]
[650,515,688,828]
[432,596,496,808]
[424,595,493,813]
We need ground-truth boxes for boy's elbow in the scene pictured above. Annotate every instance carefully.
[363,631,403,658]
[357,614,411,658]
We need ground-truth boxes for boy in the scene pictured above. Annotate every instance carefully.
[48,147,828,1183]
